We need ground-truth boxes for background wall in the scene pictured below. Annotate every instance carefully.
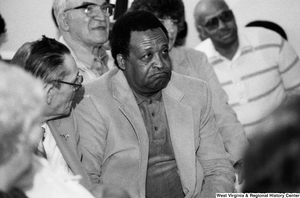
[1,0,300,59]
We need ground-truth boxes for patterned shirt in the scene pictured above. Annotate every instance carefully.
[195,27,300,140]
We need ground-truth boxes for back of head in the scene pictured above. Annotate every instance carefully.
[0,61,44,165]
[129,0,186,46]
[243,96,300,192]
[110,10,168,67]
[11,36,71,85]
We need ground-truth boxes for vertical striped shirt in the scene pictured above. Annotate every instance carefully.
[195,27,300,140]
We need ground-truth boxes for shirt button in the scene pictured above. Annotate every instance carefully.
[151,112,155,116]
[154,126,158,131]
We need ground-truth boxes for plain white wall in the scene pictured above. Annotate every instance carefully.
[0,0,59,59]
[1,0,300,59]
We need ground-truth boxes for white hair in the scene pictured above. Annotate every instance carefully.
[0,61,44,164]
[52,0,69,20]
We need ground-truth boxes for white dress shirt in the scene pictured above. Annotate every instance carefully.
[42,123,73,175]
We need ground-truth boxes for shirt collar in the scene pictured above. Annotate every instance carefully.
[131,89,162,105]
[200,28,254,60]
[59,36,108,70]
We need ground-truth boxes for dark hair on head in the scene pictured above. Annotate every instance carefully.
[11,35,71,87]
[110,10,168,67]
[129,0,187,46]
[0,14,6,35]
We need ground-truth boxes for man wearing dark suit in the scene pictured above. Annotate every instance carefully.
[10,36,91,190]
[54,11,235,197]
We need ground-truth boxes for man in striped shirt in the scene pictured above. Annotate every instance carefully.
[194,0,300,141]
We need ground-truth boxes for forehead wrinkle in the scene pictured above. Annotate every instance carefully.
[130,29,168,52]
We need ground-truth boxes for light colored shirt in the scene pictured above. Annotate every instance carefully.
[25,157,94,198]
[195,27,300,140]
[42,123,73,175]
[59,37,109,83]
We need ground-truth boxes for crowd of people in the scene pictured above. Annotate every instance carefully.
[1,0,300,197]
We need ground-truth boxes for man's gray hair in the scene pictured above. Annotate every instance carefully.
[0,61,44,164]
[52,0,69,20]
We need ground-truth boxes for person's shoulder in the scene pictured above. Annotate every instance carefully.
[171,71,209,91]
[242,27,283,43]
[176,46,207,56]
[194,39,215,58]
[172,46,207,60]
[84,67,119,93]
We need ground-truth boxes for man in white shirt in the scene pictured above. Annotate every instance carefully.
[11,36,92,190]
[0,61,95,198]
[52,0,116,83]
[194,0,300,141]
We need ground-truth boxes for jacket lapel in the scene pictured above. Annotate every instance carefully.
[111,70,149,196]
[163,82,196,196]
[47,120,92,188]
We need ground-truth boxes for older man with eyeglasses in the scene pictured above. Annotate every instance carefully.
[10,36,94,190]
[194,0,300,141]
[53,0,115,83]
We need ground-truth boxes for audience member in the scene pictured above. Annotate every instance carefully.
[194,0,300,141]
[0,61,44,198]
[0,61,95,198]
[10,36,91,189]
[243,96,300,192]
[53,10,235,197]
[129,0,249,184]
[52,0,115,83]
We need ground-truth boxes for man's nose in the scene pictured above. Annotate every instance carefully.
[92,7,106,20]
[152,54,164,69]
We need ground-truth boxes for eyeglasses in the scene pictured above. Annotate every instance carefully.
[64,3,115,17]
[203,10,234,31]
[55,73,83,91]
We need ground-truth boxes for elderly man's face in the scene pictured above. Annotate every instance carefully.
[123,28,172,96]
[49,54,81,117]
[64,0,110,48]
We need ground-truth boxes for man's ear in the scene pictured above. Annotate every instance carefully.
[57,12,70,32]
[117,54,126,70]
[44,83,55,105]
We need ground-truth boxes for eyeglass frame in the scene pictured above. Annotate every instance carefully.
[64,2,115,17]
[54,73,83,91]
[203,10,234,31]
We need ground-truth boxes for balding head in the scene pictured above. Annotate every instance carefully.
[193,0,238,48]
[194,0,229,25]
